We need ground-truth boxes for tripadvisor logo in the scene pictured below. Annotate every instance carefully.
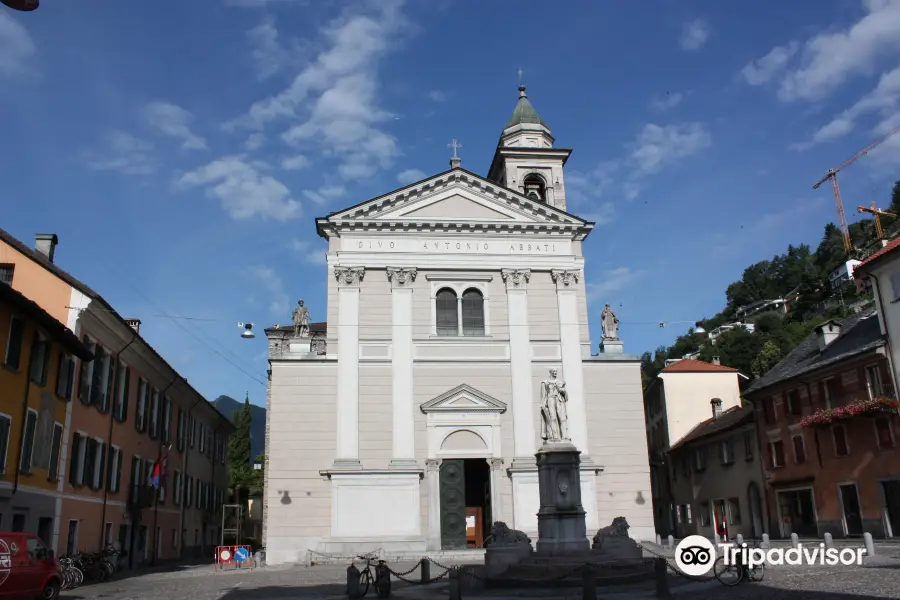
[674,535,866,575]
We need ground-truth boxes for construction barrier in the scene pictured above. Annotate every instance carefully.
[215,545,254,570]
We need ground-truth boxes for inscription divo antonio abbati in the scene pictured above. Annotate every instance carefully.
[352,239,562,253]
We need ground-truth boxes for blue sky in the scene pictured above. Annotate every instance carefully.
[2,0,899,406]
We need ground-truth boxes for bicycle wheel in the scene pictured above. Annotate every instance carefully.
[713,555,742,586]
[73,567,84,587]
[748,562,765,582]
[358,569,371,596]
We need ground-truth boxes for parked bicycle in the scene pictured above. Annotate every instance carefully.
[59,546,119,590]
[357,554,391,598]
[713,538,766,586]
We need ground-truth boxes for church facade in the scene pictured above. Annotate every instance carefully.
[263,86,653,565]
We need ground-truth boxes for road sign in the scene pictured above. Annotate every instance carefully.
[234,547,249,563]
[219,548,232,562]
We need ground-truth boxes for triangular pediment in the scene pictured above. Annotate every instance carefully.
[317,169,591,239]
[420,384,507,414]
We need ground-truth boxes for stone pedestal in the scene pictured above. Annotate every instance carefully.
[535,441,589,555]
[599,339,623,354]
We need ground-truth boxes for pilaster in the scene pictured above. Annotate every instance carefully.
[550,269,589,457]
[501,269,537,468]
[425,459,442,551]
[333,266,365,469]
[387,267,417,468]
[489,457,506,525]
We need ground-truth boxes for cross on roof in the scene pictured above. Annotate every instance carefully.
[448,138,462,159]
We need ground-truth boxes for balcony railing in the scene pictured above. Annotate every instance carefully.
[801,393,899,428]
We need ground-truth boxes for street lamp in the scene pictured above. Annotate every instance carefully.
[1,0,39,11]
[238,322,256,339]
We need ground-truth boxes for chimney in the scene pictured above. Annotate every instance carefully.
[711,398,723,419]
[712,356,721,366]
[815,321,841,351]
[34,234,58,263]
[124,319,141,334]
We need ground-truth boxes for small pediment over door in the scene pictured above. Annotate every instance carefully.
[420,384,507,414]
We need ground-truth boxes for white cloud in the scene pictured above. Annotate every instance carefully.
[225,1,407,181]
[86,131,156,175]
[246,266,290,316]
[742,1,900,102]
[587,267,646,303]
[630,123,712,175]
[566,122,711,205]
[281,154,311,170]
[142,102,207,150]
[740,42,798,86]
[679,19,710,51]
[396,168,426,184]
[302,185,346,205]
[791,66,900,150]
[244,132,265,151]
[177,156,301,220]
[0,11,36,77]
[290,238,327,265]
[650,92,683,111]
[225,0,309,7]
[427,90,447,102]
[246,16,305,80]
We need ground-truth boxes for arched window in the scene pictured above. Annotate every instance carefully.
[461,289,485,336]
[523,174,546,202]
[436,288,458,336]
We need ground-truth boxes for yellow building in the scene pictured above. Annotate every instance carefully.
[0,282,93,541]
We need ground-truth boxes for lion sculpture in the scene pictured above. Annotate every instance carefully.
[592,516,631,550]
[488,521,531,547]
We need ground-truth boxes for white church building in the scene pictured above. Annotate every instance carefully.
[263,85,654,565]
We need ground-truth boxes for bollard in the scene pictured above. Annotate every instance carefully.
[736,534,744,546]
[656,534,662,546]
[346,564,361,599]
[448,567,462,600]
[655,557,671,599]
[306,549,312,568]
[667,535,674,550]
[420,557,430,584]
[824,533,834,550]
[791,533,799,549]
[864,532,875,557]
[581,564,597,600]
[761,533,770,549]
[376,563,392,598]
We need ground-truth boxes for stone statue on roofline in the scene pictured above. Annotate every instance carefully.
[292,299,310,338]
[601,304,619,340]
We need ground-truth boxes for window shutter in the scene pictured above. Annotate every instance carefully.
[96,442,107,490]
[104,356,116,413]
[78,338,91,404]
[105,446,115,491]
[120,366,130,422]
[56,354,66,397]
[69,433,81,485]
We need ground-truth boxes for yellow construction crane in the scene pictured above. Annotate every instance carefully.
[814,123,900,254]
[857,202,898,240]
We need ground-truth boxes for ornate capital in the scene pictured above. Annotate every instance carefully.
[550,269,580,290]
[489,458,504,471]
[425,459,441,472]
[501,269,531,291]
[386,267,417,288]
[334,266,365,288]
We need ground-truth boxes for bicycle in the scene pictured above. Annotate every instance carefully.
[357,554,391,598]
[713,538,766,586]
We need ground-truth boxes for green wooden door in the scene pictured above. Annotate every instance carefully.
[439,460,466,550]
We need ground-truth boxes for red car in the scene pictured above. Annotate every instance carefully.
[0,533,61,600]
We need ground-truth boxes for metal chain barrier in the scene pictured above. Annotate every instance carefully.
[635,542,716,582]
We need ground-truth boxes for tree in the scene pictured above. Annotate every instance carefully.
[751,340,783,379]
[228,395,254,499]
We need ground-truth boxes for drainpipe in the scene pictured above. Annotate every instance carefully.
[180,392,203,559]
[97,331,137,550]
[149,376,178,565]
[12,332,38,496]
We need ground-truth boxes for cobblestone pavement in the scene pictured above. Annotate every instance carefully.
[59,552,900,600]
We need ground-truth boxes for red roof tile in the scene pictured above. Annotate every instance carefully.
[661,358,739,373]
[855,237,900,273]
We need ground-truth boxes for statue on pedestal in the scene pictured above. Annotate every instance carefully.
[540,368,569,442]
[292,299,310,338]
[601,304,619,340]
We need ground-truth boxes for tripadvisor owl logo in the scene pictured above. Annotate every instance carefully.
[675,535,716,576]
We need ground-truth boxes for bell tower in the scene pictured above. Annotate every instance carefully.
[487,84,572,211]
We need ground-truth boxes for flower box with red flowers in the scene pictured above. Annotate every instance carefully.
[800,396,900,428]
